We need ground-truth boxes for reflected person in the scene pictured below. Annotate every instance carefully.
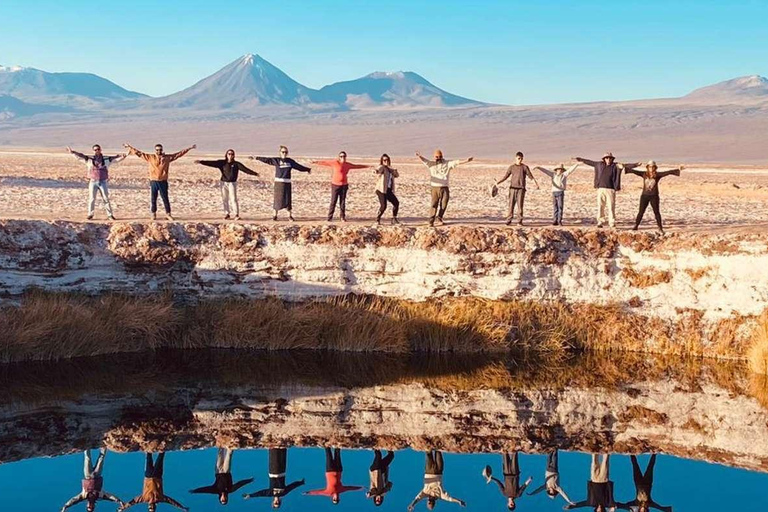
[61,447,124,511]
[303,447,363,504]
[190,447,253,505]
[119,452,188,511]
[408,450,466,510]
[528,450,575,506]
[617,455,672,512]
[482,451,533,510]
[243,448,305,508]
[367,449,395,506]
[565,453,616,512]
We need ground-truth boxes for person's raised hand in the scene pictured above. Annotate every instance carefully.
[65,146,72,153]
[467,157,474,162]
[194,160,201,164]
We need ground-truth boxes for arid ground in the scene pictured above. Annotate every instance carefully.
[1,150,767,232]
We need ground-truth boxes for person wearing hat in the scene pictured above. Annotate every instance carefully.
[482,451,533,510]
[496,152,540,226]
[407,450,466,511]
[416,149,474,227]
[533,162,581,225]
[573,153,641,228]
[625,161,683,234]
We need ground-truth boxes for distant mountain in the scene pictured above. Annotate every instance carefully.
[0,65,146,108]
[315,71,483,109]
[149,54,317,109]
[0,94,65,120]
[684,75,768,103]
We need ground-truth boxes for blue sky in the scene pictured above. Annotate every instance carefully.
[1,0,767,105]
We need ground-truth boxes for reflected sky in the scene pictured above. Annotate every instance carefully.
[1,447,767,511]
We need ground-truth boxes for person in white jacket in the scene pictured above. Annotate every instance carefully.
[408,450,466,511]
[416,150,473,227]
[67,145,126,221]
[533,163,580,225]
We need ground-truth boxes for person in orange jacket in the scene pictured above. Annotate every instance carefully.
[311,152,371,222]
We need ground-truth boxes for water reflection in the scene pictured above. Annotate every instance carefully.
[304,448,364,504]
[121,452,187,511]
[408,450,466,510]
[242,448,303,507]
[61,448,124,511]
[190,448,252,505]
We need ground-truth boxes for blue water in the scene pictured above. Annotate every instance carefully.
[1,447,766,511]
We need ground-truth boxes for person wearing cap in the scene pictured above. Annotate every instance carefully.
[311,152,371,222]
[573,153,641,228]
[195,150,259,221]
[416,149,474,227]
[533,163,581,225]
[250,146,312,221]
[625,161,683,234]
[495,152,540,226]
[67,145,127,221]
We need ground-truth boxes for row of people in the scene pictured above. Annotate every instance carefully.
[66,145,681,232]
[61,447,670,511]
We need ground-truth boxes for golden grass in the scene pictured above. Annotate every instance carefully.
[0,291,759,363]
[748,312,768,375]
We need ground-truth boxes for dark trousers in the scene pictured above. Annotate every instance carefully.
[150,180,171,214]
[502,452,519,476]
[507,188,526,221]
[429,187,450,223]
[425,450,444,475]
[546,450,559,473]
[370,450,395,471]
[376,189,400,220]
[269,448,287,475]
[636,195,662,229]
[328,184,349,220]
[325,447,343,472]
[145,452,165,478]
[553,192,565,223]
[631,454,655,495]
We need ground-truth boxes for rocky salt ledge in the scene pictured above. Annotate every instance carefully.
[2,219,768,320]
[2,377,768,472]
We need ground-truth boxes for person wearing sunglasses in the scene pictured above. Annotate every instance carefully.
[123,142,196,221]
[415,149,473,227]
[311,152,371,222]
[66,144,126,221]
[250,146,312,221]
[195,149,259,220]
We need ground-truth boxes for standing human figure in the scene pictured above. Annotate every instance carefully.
[527,450,574,505]
[119,452,188,511]
[311,152,369,222]
[574,153,640,228]
[61,447,125,511]
[243,448,305,508]
[194,150,259,220]
[374,154,400,225]
[482,451,533,510]
[533,163,580,225]
[416,150,473,227]
[564,453,616,511]
[67,145,126,221]
[190,447,254,506]
[303,447,364,504]
[616,455,673,512]
[124,142,196,221]
[407,450,466,510]
[251,146,312,221]
[367,449,395,506]
[495,152,539,226]
[625,161,682,234]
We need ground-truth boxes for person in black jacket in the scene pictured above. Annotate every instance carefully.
[574,153,641,229]
[195,149,259,220]
[565,454,616,512]
[250,146,312,221]
[617,455,673,512]
[243,448,305,508]
[625,161,683,234]
[190,448,253,506]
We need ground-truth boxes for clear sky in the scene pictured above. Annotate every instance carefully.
[1,0,767,105]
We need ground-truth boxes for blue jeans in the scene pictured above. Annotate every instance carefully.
[150,180,171,214]
[552,192,565,223]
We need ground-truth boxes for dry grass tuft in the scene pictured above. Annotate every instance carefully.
[748,312,768,375]
[620,266,673,288]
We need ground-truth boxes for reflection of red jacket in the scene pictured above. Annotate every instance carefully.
[306,471,363,496]
[315,160,368,186]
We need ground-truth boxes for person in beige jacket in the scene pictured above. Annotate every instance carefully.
[374,154,400,225]
[124,142,196,221]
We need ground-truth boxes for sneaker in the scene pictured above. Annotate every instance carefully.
[166,214,175,221]
[505,219,512,226]
[517,220,523,226]
[608,223,615,229]
[272,215,278,221]
[435,218,445,226]
[234,215,240,221]
[659,228,665,235]
[632,225,639,231]
[552,221,558,226]
[224,214,231,220]
[391,217,400,225]
[108,215,116,221]
[341,216,348,223]
[289,214,295,222]
[86,214,94,220]
[428,221,435,227]
[597,223,604,228]
[376,218,382,225]
[151,212,157,221]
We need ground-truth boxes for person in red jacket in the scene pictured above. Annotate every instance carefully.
[303,447,364,504]
[311,152,370,222]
